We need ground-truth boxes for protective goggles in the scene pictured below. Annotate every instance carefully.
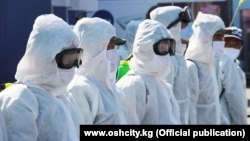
[55,48,83,69]
[153,38,176,56]
[167,6,193,29]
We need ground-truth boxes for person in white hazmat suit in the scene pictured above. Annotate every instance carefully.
[0,14,83,140]
[67,17,127,124]
[117,20,141,61]
[116,19,181,124]
[224,26,247,93]
[150,5,193,124]
[180,22,198,124]
[0,110,7,141]
[184,12,226,124]
[215,26,247,124]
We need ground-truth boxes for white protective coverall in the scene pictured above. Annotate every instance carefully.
[181,23,197,124]
[68,17,126,124]
[116,19,181,124]
[0,110,7,141]
[117,20,141,60]
[150,6,190,124]
[186,60,199,124]
[235,60,247,93]
[215,54,248,124]
[184,12,224,124]
[0,14,81,140]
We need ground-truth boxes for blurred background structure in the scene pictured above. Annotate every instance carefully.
[0,0,249,83]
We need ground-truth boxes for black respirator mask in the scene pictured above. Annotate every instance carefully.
[167,6,193,29]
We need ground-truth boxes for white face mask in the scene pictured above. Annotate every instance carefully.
[157,54,172,76]
[224,47,241,60]
[106,49,120,73]
[159,54,171,66]
[58,68,75,86]
[212,41,225,58]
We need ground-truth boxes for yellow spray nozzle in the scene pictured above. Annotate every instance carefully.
[5,83,13,88]
[120,60,129,65]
